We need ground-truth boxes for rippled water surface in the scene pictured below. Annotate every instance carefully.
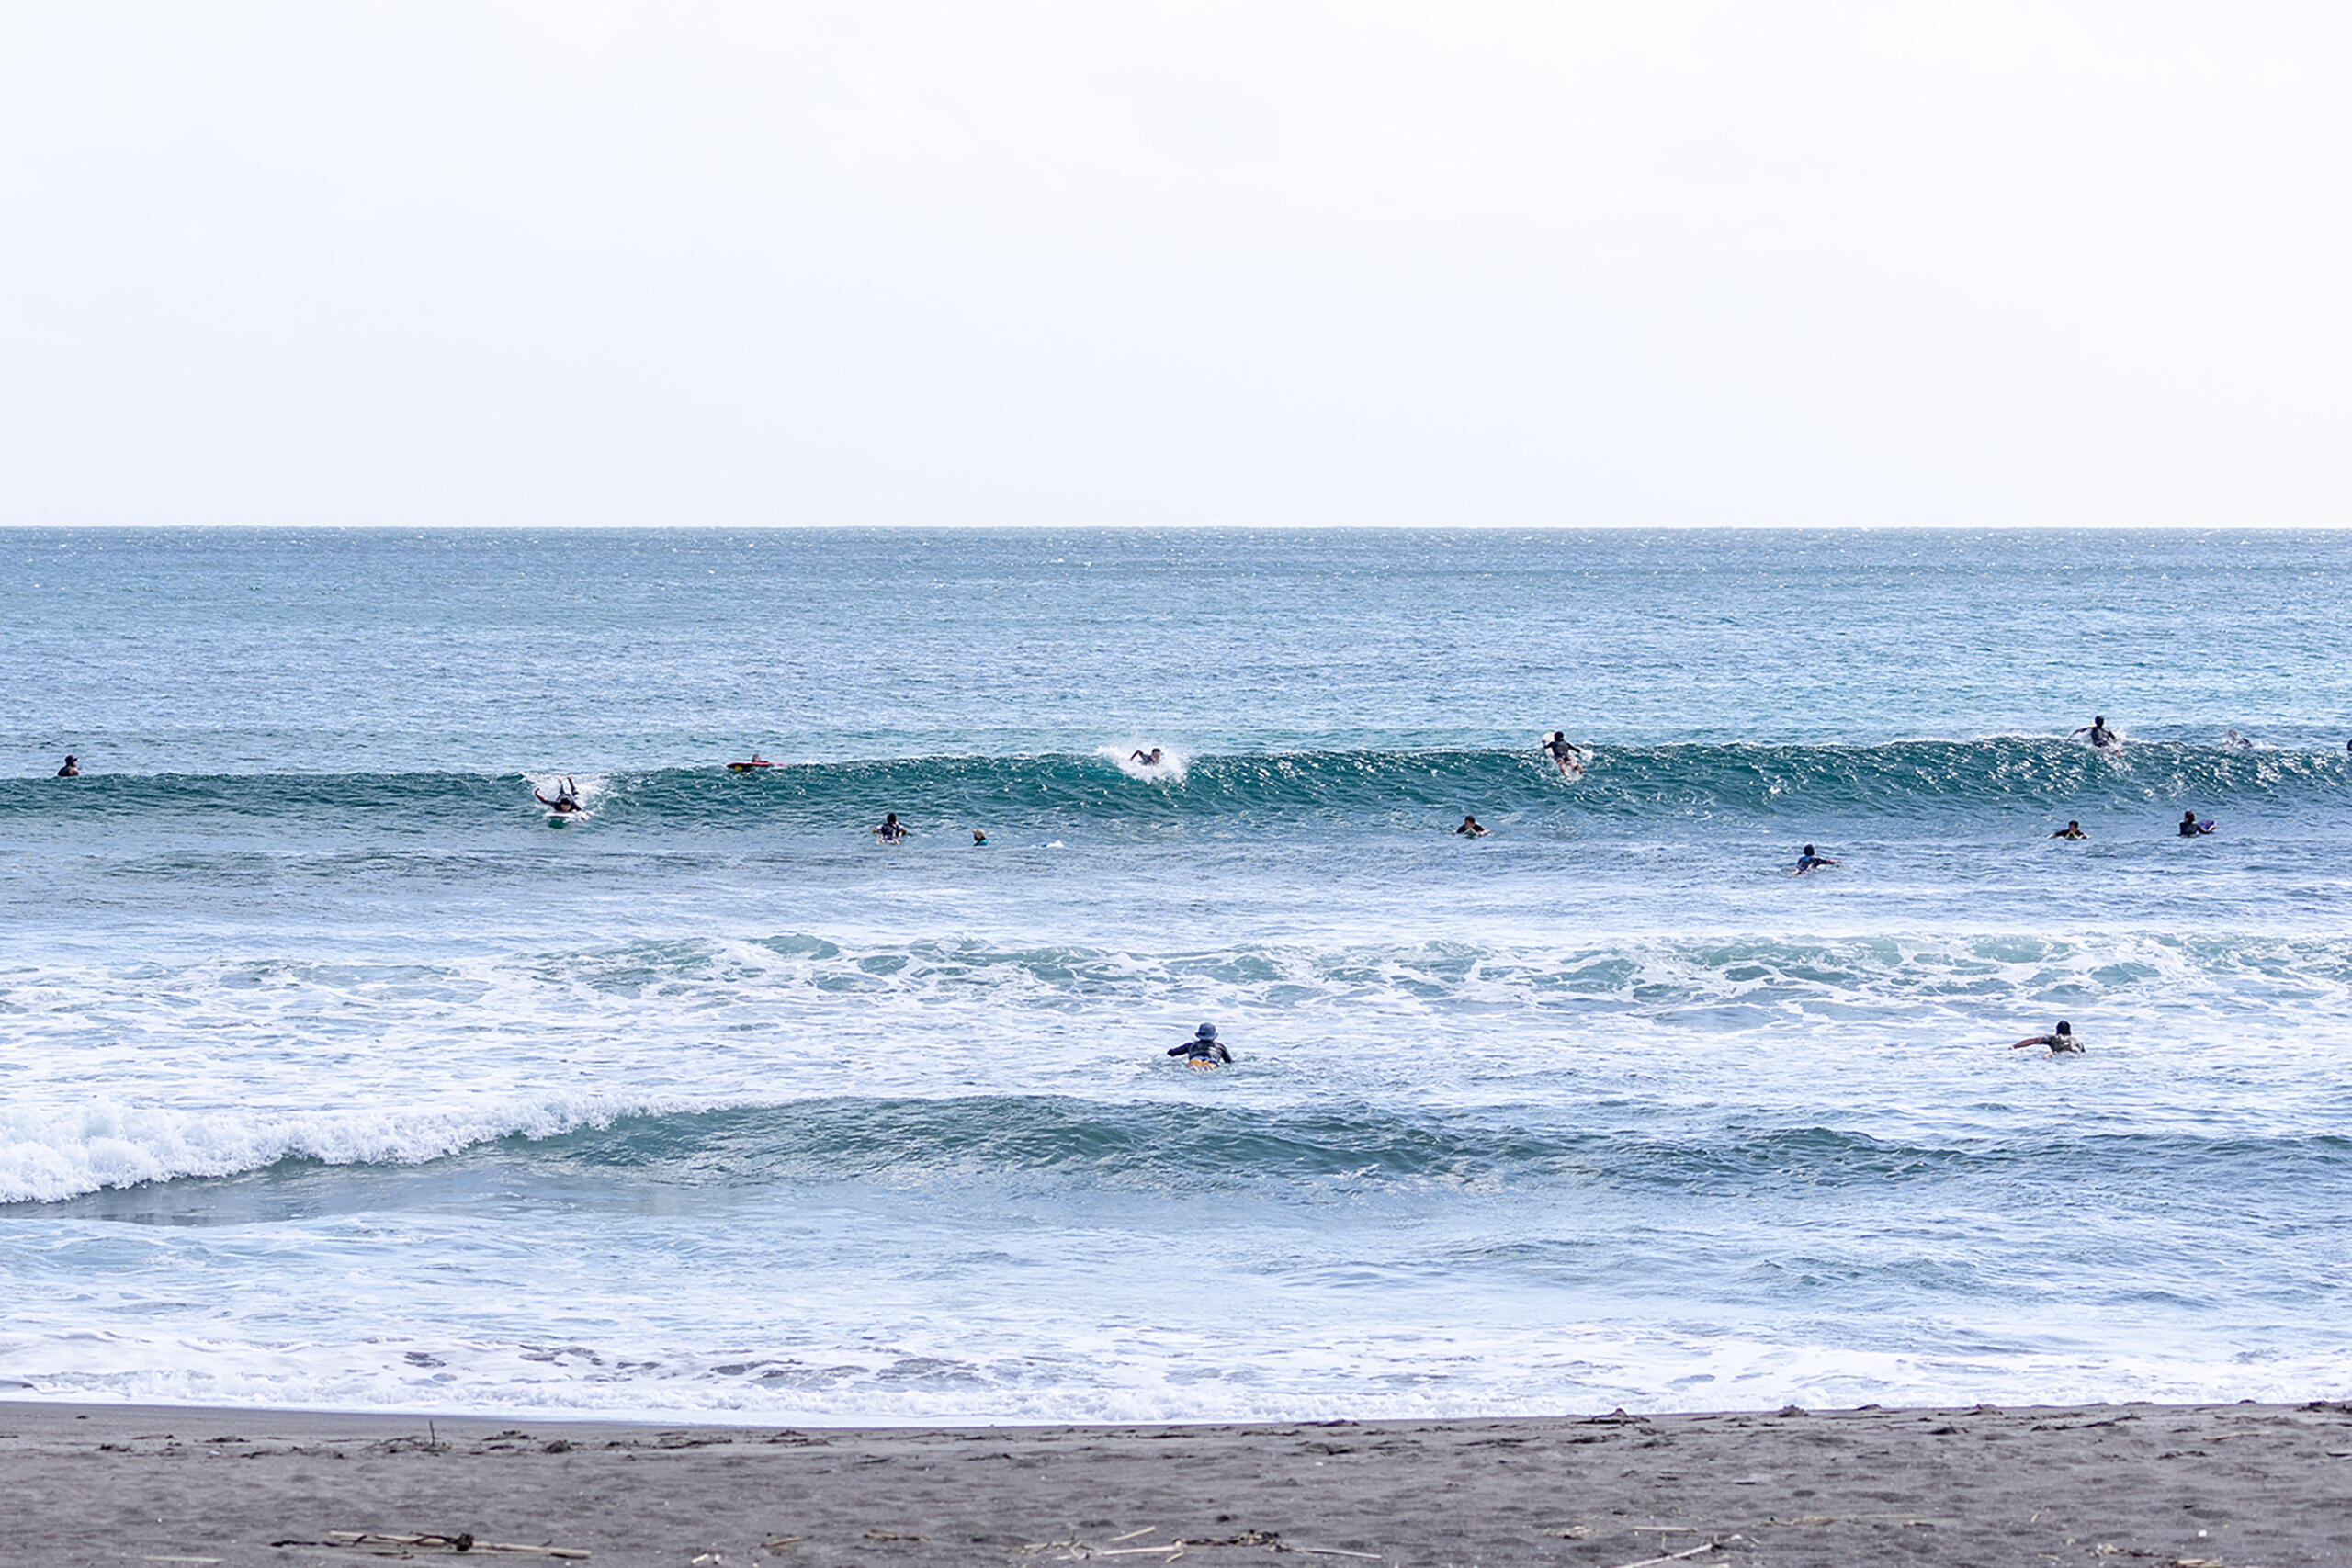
[3,527,2348,1421]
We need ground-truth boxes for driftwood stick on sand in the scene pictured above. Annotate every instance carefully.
[324,1531,590,1559]
[1603,1543,1718,1568]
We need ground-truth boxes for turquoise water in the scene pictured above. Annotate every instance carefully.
[3,526,2349,1421]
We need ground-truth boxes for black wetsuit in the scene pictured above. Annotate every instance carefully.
[1169,1041,1233,1065]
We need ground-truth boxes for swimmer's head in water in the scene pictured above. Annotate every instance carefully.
[1195,1022,1217,1041]
[885,813,898,824]
[1802,844,1815,856]
[2054,1021,2072,1036]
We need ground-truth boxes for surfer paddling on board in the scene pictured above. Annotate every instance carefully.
[2072,716,2120,753]
[1168,1022,1233,1066]
[2052,821,2088,840]
[873,812,909,843]
[2179,810,2216,838]
[1792,843,1839,875]
[1543,731,1585,777]
[1129,747,1165,767]
[2010,1021,2084,1055]
[55,754,78,777]
[534,776,583,815]
[1454,814,1488,839]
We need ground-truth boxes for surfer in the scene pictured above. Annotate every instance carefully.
[55,754,78,777]
[874,812,909,843]
[730,752,771,771]
[971,829,987,846]
[2052,821,2088,840]
[1129,748,1164,767]
[1168,1022,1233,1066]
[2009,1021,2084,1055]
[1793,843,1839,874]
[2072,716,2119,750]
[1454,814,1488,839]
[534,777,582,815]
[2178,810,2214,838]
[2224,728,2254,750]
[1542,731,1584,775]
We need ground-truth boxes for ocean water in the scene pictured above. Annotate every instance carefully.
[3,525,2349,1424]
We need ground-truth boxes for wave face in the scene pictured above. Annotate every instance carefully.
[4,738,2344,830]
[5,526,2352,1424]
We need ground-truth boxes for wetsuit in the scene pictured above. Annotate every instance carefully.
[1169,1041,1233,1065]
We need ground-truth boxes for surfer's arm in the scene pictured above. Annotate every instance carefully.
[533,790,554,806]
[2008,1036,2052,1049]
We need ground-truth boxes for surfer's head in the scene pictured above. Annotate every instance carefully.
[1195,1022,1217,1041]
[885,813,899,824]
[2054,1021,2072,1037]
[1802,844,1815,856]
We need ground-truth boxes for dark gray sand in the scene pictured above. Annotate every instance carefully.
[6,1399,2350,1568]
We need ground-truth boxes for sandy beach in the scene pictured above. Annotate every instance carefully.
[5,1398,2348,1568]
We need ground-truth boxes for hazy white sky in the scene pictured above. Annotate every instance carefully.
[2,3,2346,527]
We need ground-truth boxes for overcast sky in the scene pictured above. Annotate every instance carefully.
[2,3,2346,528]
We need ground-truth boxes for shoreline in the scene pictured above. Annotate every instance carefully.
[7,1397,2350,1567]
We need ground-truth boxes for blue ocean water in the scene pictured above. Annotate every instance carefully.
[3,526,2349,1422]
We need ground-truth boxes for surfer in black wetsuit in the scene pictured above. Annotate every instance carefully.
[1793,843,1838,874]
[55,754,78,777]
[1455,814,1487,838]
[1129,748,1164,767]
[2010,1021,2083,1055]
[534,776,582,814]
[2052,821,2087,840]
[2178,810,2213,837]
[1169,1022,1233,1066]
[2072,716,2118,750]
[1543,731,1584,774]
[874,812,908,842]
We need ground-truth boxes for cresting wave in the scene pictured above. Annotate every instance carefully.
[17,1094,2352,1217]
[6,739,2346,830]
[10,924,2352,1207]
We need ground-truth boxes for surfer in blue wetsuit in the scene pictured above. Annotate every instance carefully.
[2178,810,2214,838]
[1169,1022,1233,1066]
[55,754,78,777]
[971,829,987,845]
[2010,1021,2083,1055]
[1455,814,1488,838]
[535,776,582,814]
[874,812,908,843]
[1793,843,1838,874]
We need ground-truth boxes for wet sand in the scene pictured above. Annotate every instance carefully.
[5,1398,2349,1567]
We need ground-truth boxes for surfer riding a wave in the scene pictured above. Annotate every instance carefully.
[2072,716,2122,754]
[535,776,584,815]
